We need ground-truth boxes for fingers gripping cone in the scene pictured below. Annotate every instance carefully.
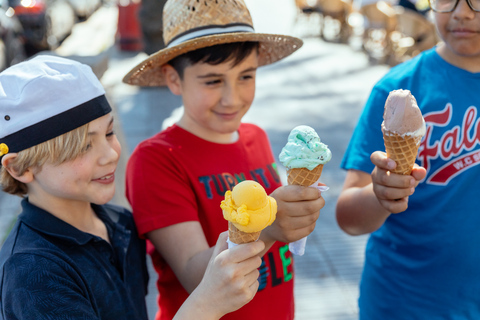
[383,131,422,175]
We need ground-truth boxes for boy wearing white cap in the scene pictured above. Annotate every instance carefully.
[0,55,266,320]
[123,0,325,319]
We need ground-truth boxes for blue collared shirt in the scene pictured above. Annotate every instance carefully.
[0,199,149,320]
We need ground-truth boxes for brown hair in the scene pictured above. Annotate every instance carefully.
[168,41,260,80]
[0,123,90,196]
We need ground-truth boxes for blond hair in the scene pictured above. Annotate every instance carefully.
[0,123,90,196]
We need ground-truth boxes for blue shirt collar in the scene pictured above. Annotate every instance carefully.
[18,198,113,246]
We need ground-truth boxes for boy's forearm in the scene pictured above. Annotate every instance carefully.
[173,288,222,320]
[147,222,217,294]
[257,234,276,257]
[336,184,391,236]
[180,246,215,293]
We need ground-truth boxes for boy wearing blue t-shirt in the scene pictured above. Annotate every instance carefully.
[337,0,480,318]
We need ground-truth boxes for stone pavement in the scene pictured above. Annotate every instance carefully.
[0,1,392,319]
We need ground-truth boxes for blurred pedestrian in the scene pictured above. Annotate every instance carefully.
[139,0,167,54]
[398,0,430,15]
[337,0,480,318]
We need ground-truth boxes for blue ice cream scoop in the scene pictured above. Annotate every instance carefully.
[279,125,332,171]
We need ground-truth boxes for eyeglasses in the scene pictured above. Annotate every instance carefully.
[429,0,480,12]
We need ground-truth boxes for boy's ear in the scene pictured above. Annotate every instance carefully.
[1,153,34,184]
[161,64,182,96]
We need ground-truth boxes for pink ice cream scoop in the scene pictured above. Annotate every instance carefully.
[382,89,426,137]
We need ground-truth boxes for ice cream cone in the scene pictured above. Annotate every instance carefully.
[228,221,261,244]
[222,181,276,248]
[381,90,425,175]
[279,125,331,255]
[287,164,324,186]
[383,130,422,175]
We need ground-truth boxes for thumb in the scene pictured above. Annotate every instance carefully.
[411,165,427,182]
[211,231,229,258]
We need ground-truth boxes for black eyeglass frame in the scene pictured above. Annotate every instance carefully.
[428,0,480,12]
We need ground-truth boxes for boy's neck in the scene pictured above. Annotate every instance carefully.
[177,120,240,144]
[437,44,480,73]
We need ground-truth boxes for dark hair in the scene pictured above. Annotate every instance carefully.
[168,41,260,79]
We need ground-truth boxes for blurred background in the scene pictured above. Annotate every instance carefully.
[0,0,438,72]
[0,0,440,319]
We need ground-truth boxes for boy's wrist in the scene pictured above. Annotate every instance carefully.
[183,285,224,320]
[259,228,276,249]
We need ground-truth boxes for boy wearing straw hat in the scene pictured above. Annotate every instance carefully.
[123,0,325,319]
[0,55,266,320]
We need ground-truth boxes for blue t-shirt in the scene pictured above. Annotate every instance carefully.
[341,48,480,319]
[0,199,149,320]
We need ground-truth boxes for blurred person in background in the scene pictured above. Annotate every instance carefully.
[398,0,430,14]
[139,0,167,54]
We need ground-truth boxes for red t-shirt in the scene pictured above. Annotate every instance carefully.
[126,123,294,320]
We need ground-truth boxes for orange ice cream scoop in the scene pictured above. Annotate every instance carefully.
[221,180,277,234]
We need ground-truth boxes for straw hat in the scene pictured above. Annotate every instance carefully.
[123,0,303,87]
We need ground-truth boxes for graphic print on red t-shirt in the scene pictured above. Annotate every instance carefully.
[198,162,281,199]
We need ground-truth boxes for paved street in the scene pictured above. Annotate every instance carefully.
[0,1,391,319]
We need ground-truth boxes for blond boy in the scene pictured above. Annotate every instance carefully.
[0,55,265,320]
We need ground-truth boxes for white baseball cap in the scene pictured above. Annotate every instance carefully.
[0,55,111,159]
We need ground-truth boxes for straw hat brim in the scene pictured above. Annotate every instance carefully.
[123,32,303,87]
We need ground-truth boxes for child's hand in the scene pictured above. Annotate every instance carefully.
[185,232,264,319]
[264,185,324,243]
[370,151,426,213]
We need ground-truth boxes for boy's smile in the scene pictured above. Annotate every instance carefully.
[435,0,480,71]
[28,113,121,213]
[174,51,259,144]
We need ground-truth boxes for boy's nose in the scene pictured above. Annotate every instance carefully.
[221,83,242,108]
[454,0,476,16]
[100,139,121,166]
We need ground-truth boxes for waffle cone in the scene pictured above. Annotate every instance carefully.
[228,221,261,244]
[287,164,324,186]
[383,131,422,175]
